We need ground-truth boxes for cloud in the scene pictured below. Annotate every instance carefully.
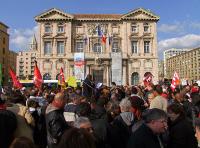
[158,34,200,59]
[9,26,38,51]
[157,23,184,34]
[190,22,200,30]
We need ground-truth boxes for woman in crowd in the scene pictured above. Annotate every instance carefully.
[167,103,197,148]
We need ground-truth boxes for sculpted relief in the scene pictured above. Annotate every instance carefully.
[87,23,108,35]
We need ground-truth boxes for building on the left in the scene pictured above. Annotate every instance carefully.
[0,21,17,86]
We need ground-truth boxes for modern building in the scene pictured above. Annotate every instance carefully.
[166,47,200,83]
[16,35,38,80]
[35,8,160,85]
[163,48,190,78]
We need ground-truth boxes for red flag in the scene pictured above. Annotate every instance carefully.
[33,61,43,88]
[143,73,153,86]
[102,35,106,44]
[58,67,65,86]
[9,68,23,89]
[170,72,180,91]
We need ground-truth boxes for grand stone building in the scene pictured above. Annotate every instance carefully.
[35,8,159,85]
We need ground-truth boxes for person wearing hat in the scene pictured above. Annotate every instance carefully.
[0,97,17,148]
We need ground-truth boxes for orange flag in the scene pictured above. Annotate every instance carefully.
[9,68,23,89]
[33,61,43,88]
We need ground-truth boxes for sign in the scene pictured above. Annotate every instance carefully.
[74,53,85,81]
[111,52,122,85]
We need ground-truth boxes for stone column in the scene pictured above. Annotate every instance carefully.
[122,62,127,85]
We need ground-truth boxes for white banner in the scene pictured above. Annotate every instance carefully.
[74,53,85,81]
[111,52,122,85]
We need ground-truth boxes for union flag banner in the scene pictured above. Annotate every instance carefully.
[9,68,23,89]
[170,72,180,91]
[33,61,43,88]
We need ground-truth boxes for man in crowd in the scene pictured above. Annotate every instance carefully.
[127,108,168,148]
[45,92,70,148]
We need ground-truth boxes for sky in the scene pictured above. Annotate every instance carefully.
[1,0,200,59]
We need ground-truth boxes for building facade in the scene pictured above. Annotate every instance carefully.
[163,48,190,78]
[166,47,200,83]
[0,21,16,85]
[35,8,160,85]
[16,35,38,80]
[158,60,164,81]
[9,51,17,73]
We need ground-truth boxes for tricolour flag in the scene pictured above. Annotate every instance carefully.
[58,67,65,86]
[33,61,43,88]
[9,68,23,89]
[170,72,180,91]
[97,25,106,44]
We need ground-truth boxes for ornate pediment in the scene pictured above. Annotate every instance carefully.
[35,8,74,21]
[121,8,159,21]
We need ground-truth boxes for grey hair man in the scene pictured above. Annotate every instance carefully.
[74,117,93,134]
[127,108,168,148]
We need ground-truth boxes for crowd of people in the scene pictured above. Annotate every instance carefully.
[0,74,200,148]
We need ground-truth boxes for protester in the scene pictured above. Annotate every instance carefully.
[167,103,197,148]
[0,97,17,148]
[9,137,36,148]
[58,128,96,148]
[127,108,168,148]
[45,92,70,148]
[150,85,168,112]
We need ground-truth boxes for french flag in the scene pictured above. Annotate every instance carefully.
[97,25,106,44]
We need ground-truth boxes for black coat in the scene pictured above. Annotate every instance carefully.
[0,109,17,148]
[46,108,70,148]
[107,115,132,148]
[168,116,197,148]
[83,78,94,99]
[127,123,162,148]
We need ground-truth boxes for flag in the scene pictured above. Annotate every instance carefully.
[67,76,77,88]
[97,25,106,44]
[33,61,43,88]
[170,72,180,91]
[143,73,153,86]
[97,25,102,36]
[9,68,23,89]
[102,35,106,44]
[58,67,65,86]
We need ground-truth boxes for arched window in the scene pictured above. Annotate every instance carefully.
[93,43,102,53]
[43,73,51,80]
[131,72,139,85]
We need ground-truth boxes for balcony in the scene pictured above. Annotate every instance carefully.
[66,52,128,60]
